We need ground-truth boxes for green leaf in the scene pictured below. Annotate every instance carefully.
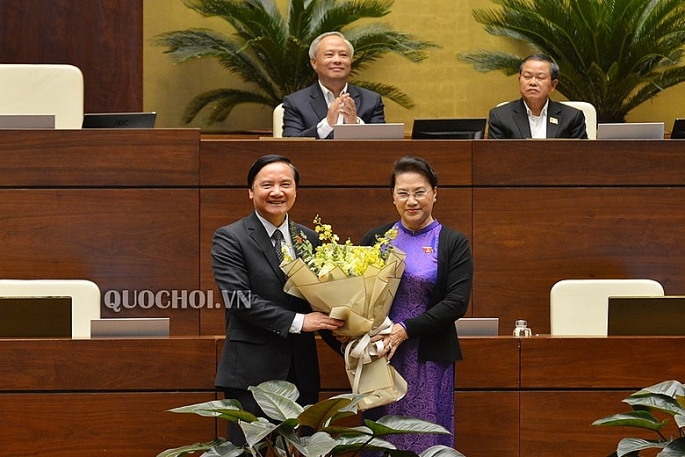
[241,417,279,448]
[288,431,337,457]
[616,437,665,456]
[249,380,303,421]
[420,445,467,457]
[156,438,224,457]
[365,415,451,436]
[169,399,257,423]
[659,437,685,457]
[592,411,667,431]
[297,394,362,430]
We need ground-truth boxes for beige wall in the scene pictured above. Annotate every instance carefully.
[144,0,685,133]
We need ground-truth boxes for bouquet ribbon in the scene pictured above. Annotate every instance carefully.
[343,317,407,410]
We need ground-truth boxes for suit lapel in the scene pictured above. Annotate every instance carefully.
[307,84,329,122]
[348,85,362,112]
[512,99,532,138]
[247,212,286,282]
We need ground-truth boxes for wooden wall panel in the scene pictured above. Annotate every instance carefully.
[472,188,685,334]
[0,189,200,334]
[456,391,519,457]
[456,337,519,389]
[200,139,472,187]
[0,0,144,112]
[473,139,685,185]
[0,129,200,187]
[0,339,216,391]
[520,337,684,389]
[520,391,649,457]
[0,392,215,457]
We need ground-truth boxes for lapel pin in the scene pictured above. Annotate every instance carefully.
[550,117,559,125]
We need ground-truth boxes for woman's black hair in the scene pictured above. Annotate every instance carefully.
[390,156,438,189]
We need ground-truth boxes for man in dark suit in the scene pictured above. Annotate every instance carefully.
[283,31,385,139]
[487,54,588,139]
[211,154,343,444]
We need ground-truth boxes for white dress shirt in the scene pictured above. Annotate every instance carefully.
[524,99,550,139]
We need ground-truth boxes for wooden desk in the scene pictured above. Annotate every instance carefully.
[3,336,680,457]
[0,337,217,457]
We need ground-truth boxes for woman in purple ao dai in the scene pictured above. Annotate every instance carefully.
[360,156,473,453]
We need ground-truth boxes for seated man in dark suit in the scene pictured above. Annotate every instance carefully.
[487,54,588,139]
[283,31,385,139]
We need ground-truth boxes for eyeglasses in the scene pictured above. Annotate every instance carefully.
[394,190,430,201]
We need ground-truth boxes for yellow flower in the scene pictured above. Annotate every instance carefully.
[289,215,397,278]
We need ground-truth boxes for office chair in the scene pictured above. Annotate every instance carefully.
[550,279,664,336]
[0,64,84,129]
[560,101,597,139]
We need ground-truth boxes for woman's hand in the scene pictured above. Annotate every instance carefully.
[380,323,408,360]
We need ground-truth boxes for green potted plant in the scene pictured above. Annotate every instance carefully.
[457,0,685,123]
[155,0,436,126]
[157,380,465,457]
[592,379,685,457]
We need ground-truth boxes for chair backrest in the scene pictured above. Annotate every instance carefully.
[561,101,597,139]
[273,103,284,138]
[495,100,597,139]
[0,64,84,129]
[550,279,664,336]
[0,279,101,338]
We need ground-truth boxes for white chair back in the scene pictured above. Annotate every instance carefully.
[561,101,597,139]
[550,279,664,336]
[273,103,284,138]
[0,64,84,129]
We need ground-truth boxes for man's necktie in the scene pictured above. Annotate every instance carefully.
[272,229,284,263]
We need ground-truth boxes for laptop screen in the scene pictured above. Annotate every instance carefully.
[607,296,685,335]
[82,112,156,129]
[411,118,487,139]
[670,119,685,139]
[0,114,55,129]
[597,122,664,140]
[455,317,499,336]
[0,296,72,337]
[333,123,404,140]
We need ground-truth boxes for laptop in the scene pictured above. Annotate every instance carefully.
[0,296,72,337]
[596,122,664,139]
[455,317,499,336]
[607,296,685,335]
[90,317,170,338]
[82,112,157,129]
[0,114,55,129]
[333,122,404,140]
[411,118,487,139]
[670,119,685,139]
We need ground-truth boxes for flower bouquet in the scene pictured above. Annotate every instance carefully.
[280,216,407,410]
